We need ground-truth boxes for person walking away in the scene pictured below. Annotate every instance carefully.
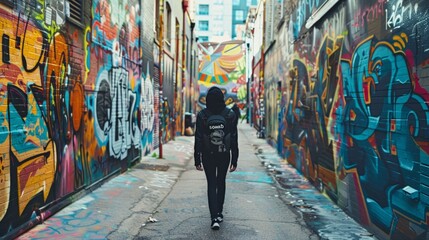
[194,87,239,230]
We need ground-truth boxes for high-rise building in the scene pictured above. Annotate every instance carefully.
[194,0,259,42]
[194,0,233,42]
[232,0,259,40]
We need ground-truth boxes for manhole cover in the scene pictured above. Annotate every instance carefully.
[134,163,170,171]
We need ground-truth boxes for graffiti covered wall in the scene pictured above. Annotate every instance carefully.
[277,0,429,238]
[86,0,154,173]
[0,0,156,237]
[197,40,247,110]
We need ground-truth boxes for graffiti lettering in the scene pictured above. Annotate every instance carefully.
[110,67,134,159]
[322,7,347,40]
[0,6,75,232]
[386,0,419,30]
[340,35,429,234]
[141,73,155,133]
[284,36,343,195]
[5,83,56,217]
[0,0,152,237]
[94,67,139,160]
[353,0,385,29]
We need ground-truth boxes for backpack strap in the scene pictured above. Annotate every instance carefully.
[220,108,229,116]
[202,108,212,118]
[219,108,233,133]
[200,109,211,130]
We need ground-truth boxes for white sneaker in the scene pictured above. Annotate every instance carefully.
[211,219,220,230]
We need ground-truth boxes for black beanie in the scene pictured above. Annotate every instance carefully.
[206,86,226,114]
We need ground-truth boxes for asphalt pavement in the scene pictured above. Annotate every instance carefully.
[19,122,376,240]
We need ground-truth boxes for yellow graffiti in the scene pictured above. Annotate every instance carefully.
[0,12,60,219]
[84,27,91,84]
[393,33,409,51]
[16,141,56,215]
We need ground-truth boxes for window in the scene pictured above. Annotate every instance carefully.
[199,4,209,15]
[199,36,209,42]
[233,0,241,6]
[166,3,172,43]
[68,0,83,26]
[235,10,244,21]
[199,21,209,31]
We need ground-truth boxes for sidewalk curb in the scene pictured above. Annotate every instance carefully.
[252,140,376,239]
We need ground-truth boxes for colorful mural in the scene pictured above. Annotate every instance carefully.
[0,0,156,237]
[251,61,264,133]
[273,0,429,238]
[85,0,155,180]
[0,2,80,234]
[197,40,247,110]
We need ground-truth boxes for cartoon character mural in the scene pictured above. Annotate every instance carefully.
[197,40,247,110]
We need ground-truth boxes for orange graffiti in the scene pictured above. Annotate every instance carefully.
[72,81,84,132]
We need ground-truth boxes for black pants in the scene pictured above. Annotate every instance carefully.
[202,153,230,219]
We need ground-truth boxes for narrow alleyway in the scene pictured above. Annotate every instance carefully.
[19,123,375,240]
[136,123,317,240]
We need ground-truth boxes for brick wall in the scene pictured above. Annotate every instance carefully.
[0,0,158,237]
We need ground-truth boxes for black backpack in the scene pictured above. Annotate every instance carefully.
[202,108,231,154]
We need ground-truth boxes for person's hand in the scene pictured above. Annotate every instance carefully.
[196,164,203,171]
[229,164,237,172]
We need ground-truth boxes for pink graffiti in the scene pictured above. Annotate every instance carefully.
[352,0,385,28]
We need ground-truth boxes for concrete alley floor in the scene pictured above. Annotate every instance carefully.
[19,122,376,240]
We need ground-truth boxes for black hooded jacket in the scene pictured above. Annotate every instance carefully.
[231,104,241,126]
[194,87,239,166]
